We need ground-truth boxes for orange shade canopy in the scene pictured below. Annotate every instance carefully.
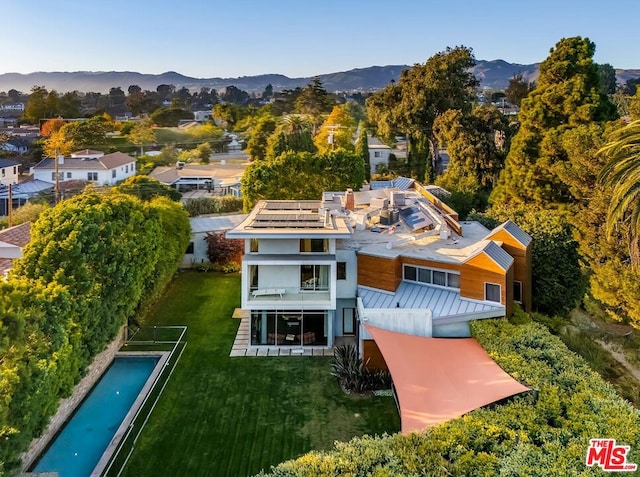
[365,324,530,433]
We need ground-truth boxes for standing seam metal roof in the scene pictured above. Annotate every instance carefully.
[501,220,533,247]
[358,282,504,318]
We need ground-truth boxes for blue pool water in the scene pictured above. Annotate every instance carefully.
[33,356,159,477]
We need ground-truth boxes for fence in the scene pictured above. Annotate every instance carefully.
[101,326,187,476]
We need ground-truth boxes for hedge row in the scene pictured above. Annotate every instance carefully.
[0,192,190,473]
[257,319,640,476]
[182,196,243,217]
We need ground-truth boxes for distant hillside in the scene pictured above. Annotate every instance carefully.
[0,60,637,94]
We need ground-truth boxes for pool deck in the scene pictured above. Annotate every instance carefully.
[230,316,352,357]
[91,351,170,477]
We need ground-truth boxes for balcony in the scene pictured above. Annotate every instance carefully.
[248,286,331,305]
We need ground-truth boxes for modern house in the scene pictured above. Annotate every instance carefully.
[227,181,532,353]
[31,150,136,186]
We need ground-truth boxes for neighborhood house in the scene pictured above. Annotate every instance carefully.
[31,149,137,186]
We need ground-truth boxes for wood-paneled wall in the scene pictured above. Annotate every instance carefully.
[363,339,388,371]
[484,228,532,311]
[402,257,461,272]
[357,254,401,292]
[460,252,507,303]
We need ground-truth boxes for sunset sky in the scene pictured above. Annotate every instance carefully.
[5,0,638,78]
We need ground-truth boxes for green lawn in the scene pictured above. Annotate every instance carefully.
[119,271,399,477]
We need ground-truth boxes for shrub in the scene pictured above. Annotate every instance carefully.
[183,196,243,217]
[331,344,391,394]
[260,319,640,476]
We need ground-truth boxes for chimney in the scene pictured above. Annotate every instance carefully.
[345,188,355,211]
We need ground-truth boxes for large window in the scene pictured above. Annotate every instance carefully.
[249,265,259,290]
[251,310,327,346]
[485,283,501,303]
[301,264,329,290]
[513,281,523,303]
[87,172,98,181]
[403,264,460,289]
[300,239,328,253]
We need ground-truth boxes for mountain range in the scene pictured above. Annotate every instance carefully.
[0,60,638,94]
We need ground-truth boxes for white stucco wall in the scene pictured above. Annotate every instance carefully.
[0,164,19,186]
[33,162,136,185]
[336,249,357,299]
[259,239,299,254]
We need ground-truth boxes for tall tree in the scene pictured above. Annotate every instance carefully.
[221,85,250,106]
[58,91,81,118]
[156,84,176,100]
[354,122,371,182]
[366,46,479,175]
[246,116,277,161]
[597,63,617,95]
[294,77,333,117]
[504,73,534,107]
[599,119,640,263]
[266,115,316,159]
[314,105,356,154]
[629,89,640,120]
[44,114,114,156]
[24,86,50,123]
[433,105,511,215]
[491,37,618,206]
[241,150,364,211]
[127,118,156,155]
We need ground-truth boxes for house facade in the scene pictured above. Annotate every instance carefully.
[367,136,392,174]
[31,150,136,186]
[183,214,247,268]
[0,159,20,186]
[0,222,31,277]
[149,162,245,196]
[227,182,532,354]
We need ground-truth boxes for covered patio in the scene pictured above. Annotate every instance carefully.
[365,324,530,433]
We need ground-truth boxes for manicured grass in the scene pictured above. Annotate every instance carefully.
[120,271,399,477]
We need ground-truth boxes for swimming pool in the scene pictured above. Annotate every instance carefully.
[32,355,163,477]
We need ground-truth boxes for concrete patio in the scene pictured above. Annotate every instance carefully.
[229,313,336,357]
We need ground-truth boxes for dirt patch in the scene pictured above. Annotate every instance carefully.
[596,340,640,381]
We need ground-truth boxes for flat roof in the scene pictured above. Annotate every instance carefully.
[365,325,530,433]
[227,200,352,239]
[341,220,491,264]
[189,214,248,234]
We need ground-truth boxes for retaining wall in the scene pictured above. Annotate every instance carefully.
[20,326,127,472]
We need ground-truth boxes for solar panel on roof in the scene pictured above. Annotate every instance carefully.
[399,205,435,231]
[250,221,326,228]
[263,201,320,211]
[254,213,320,222]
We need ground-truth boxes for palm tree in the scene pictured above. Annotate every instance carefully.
[599,120,640,263]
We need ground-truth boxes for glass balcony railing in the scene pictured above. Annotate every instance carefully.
[248,286,331,303]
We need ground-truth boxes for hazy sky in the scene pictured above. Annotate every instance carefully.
[5,0,638,78]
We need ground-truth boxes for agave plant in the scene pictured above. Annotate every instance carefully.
[331,344,392,394]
